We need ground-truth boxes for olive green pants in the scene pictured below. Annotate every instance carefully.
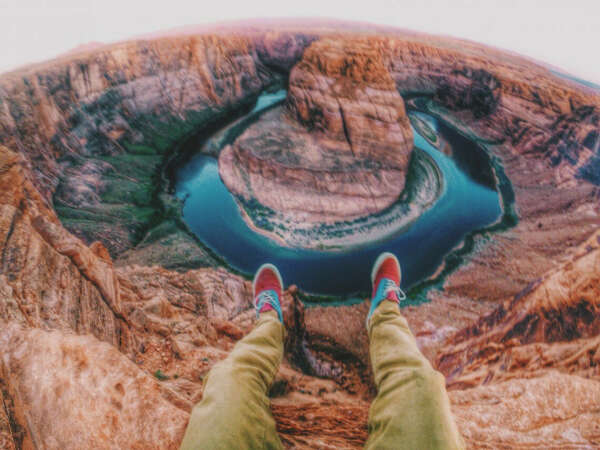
[180,303,464,449]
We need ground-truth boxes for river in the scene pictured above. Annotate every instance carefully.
[175,90,503,297]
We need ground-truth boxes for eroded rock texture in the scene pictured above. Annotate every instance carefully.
[220,37,414,224]
[377,34,600,304]
[1,21,600,449]
[0,34,279,262]
[0,324,189,449]
[437,229,600,389]
[287,37,414,163]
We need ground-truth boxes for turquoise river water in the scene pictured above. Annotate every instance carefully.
[175,91,503,297]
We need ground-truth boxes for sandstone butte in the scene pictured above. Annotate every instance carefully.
[219,37,415,223]
[0,20,599,449]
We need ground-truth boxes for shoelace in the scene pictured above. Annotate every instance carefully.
[255,290,278,311]
[366,278,408,329]
[254,290,283,323]
[380,278,407,303]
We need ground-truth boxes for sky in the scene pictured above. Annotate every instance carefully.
[1,0,599,84]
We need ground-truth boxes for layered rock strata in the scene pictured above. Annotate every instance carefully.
[286,37,414,170]
[220,107,416,222]
[433,230,600,447]
[0,33,303,264]
[437,229,600,388]
[220,37,414,227]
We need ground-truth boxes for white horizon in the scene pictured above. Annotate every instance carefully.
[2,0,599,86]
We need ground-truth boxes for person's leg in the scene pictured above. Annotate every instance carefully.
[364,253,464,450]
[180,264,286,450]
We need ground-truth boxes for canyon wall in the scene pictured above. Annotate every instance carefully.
[437,229,600,389]
[0,33,304,264]
[371,33,600,305]
[438,230,600,447]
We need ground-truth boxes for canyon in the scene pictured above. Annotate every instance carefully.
[1,20,600,449]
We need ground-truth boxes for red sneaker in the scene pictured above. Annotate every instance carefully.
[252,263,284,323]
[367,252,406,327]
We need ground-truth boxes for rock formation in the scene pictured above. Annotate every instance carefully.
[287,37,414,164]
[0,34,277,262]
[1,324,189,449]
[219,37,414,228]
[437,230,600,447]
[437,229,600,389]
[1,20,600,449]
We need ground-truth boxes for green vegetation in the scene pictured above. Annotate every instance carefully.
[239,197,277,232]
[153,369,169,381]
[409,115,438,145]
[54,80,275,268]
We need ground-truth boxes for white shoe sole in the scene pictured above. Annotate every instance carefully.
[253,263,284,297]
[370,252,402,287]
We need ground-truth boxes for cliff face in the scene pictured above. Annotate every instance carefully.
[380,35,600,184]
[0,35,270,198]
[433,231,600,447]
[1,22,600,449]
[0,34,282,262]
[437,229,600,389]
[366,34,600,306]
[0,146,126,345]
[286,37,413,168]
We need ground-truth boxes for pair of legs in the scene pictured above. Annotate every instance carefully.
[180,254,464,449]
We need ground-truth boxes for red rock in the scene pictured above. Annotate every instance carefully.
[220,36,415,229]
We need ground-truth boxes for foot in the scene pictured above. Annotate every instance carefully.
[367,252,406,327]
[253,263,284,323]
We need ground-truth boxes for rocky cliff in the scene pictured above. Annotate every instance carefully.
[0,33,283,265]
[287,37,414,164]
[1,21,600,449]
[375,34,600,305]
[435,230,600,447]
[437,229,600,389]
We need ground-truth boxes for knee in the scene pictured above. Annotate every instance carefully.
[416,366,444,380]
[412,368,448,404]
[415,367,445,387]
